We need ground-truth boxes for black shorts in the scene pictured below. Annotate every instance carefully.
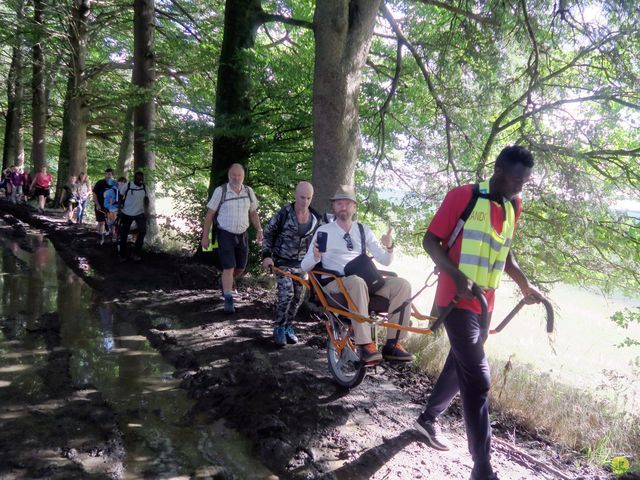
[34,186,50,198]
[95,207,106,222]
[217,228,249,270]
[62,198,78,209]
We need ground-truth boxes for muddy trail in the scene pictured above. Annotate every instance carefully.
[0,200,625,480]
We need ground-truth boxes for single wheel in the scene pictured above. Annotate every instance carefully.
[325,312,366,388]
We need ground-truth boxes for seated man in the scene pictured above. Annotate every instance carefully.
[301,185,414,363]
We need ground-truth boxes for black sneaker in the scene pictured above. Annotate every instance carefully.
[381,342,414,362]
[414,415,450,451]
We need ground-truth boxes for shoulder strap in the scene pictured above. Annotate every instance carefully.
[357,223,366,255]
[447,184,480,250]
[213,183,228,212]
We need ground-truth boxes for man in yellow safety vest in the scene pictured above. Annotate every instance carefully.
[415,145,543,480]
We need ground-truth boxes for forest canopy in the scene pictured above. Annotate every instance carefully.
[0,0,638,298]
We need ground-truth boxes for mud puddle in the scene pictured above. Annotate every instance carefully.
[0,225,274,479]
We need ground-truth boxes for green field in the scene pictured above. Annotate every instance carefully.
[392,253,640,413]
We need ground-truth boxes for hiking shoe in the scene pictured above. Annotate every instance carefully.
[470,465,499,480]
[130,253,142,262]
[274,326,286,347]
[284,326,298,344]
[381,342,414,362]
[414,415,450,451]
[223,296,235,314]
[358,342,382,363]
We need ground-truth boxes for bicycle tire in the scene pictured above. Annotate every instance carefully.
[325,313,366,388]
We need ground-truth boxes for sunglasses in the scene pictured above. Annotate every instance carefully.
[343,233,354,251]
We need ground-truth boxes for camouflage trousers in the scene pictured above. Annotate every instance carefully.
[275,267,305,327]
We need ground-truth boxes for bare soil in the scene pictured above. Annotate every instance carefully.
[0,200,633,480]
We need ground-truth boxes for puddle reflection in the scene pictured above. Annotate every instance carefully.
[0,228,275,478]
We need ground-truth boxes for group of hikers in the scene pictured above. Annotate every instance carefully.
[1,164,149,262]
[200,145,544,480]
[1,164,54,212]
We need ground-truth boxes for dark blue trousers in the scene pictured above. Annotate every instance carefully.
[424,307,492,473]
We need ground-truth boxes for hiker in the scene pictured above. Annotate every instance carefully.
[415,145,543,480]
[300,184,414,363]
[75,172,91,224]
[104,176,126,240]
[9,165,24,204]
[30,166,53,212]
[118,171,149,262]
[61,174,79,224]
[200,163,262,314]
[92,168,114,243]
[262,181,322,347]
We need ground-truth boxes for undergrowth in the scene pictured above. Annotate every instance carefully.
[406,333,640,474]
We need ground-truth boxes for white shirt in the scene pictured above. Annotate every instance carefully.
[301,221,393,274]
[207,183,258,234]
[119,182,146,216]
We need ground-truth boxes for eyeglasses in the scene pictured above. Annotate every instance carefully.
[343,233,354,251]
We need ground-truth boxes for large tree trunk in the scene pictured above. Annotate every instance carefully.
[311,0,381,212]
[3,22,25,170]
[133,0,158,241]
[31,0,47,173]
[55,0,91,203]
[116,105,134,176]
[209,0,262,195]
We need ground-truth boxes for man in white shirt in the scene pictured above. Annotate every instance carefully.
[118,171,149,261]
[201,163,263,314]
[301,185,414,363]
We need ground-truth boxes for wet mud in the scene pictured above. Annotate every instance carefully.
[0,200,630,480]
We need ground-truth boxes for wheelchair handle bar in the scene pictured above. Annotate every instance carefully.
[490,295,554,334]
[429,285,488,333]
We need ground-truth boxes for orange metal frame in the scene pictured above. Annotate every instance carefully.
[271,266,438,336]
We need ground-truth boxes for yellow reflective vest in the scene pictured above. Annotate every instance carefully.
[458,181,515,289]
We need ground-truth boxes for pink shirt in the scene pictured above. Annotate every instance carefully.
[34,172,52,188]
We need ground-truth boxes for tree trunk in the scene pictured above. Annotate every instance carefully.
[311,0,381,212]
[54,0,91,203]
[3,34,25,170]
[116,105,135,176]
[209,0,262,195]
[31,0,47,173]
[133,0,158,242]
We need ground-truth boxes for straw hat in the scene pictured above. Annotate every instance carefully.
[330,184,357,202]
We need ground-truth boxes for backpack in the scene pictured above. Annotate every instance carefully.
[119,181,147,210]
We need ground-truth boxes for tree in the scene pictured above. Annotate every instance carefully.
[31,0,47,172]
[133,0,158,240]
[2,0,25,171]
[55,0,91,202]
[311,0,382,211]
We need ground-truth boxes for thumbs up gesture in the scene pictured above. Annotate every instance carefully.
[381,226,394,249]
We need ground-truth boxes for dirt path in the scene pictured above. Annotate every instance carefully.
[0,201,624,479]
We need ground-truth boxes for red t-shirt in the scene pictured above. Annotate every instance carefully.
[428,184,522,313]
[34,172,52,188]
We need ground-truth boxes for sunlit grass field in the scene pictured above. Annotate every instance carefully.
[394,252,640,409]
[390,252,640,468]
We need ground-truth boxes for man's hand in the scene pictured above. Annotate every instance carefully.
[381,226,394,249]
[200,234,209,250]
[453,271,475,300]
[255,229,264,244]
[313,241,322,263]
[521,283,543,304]
[262,257,274,270]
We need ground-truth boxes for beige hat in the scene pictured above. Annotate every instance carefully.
[330,184,357,202]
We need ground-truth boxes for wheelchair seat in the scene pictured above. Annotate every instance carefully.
[327,293,390,315]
